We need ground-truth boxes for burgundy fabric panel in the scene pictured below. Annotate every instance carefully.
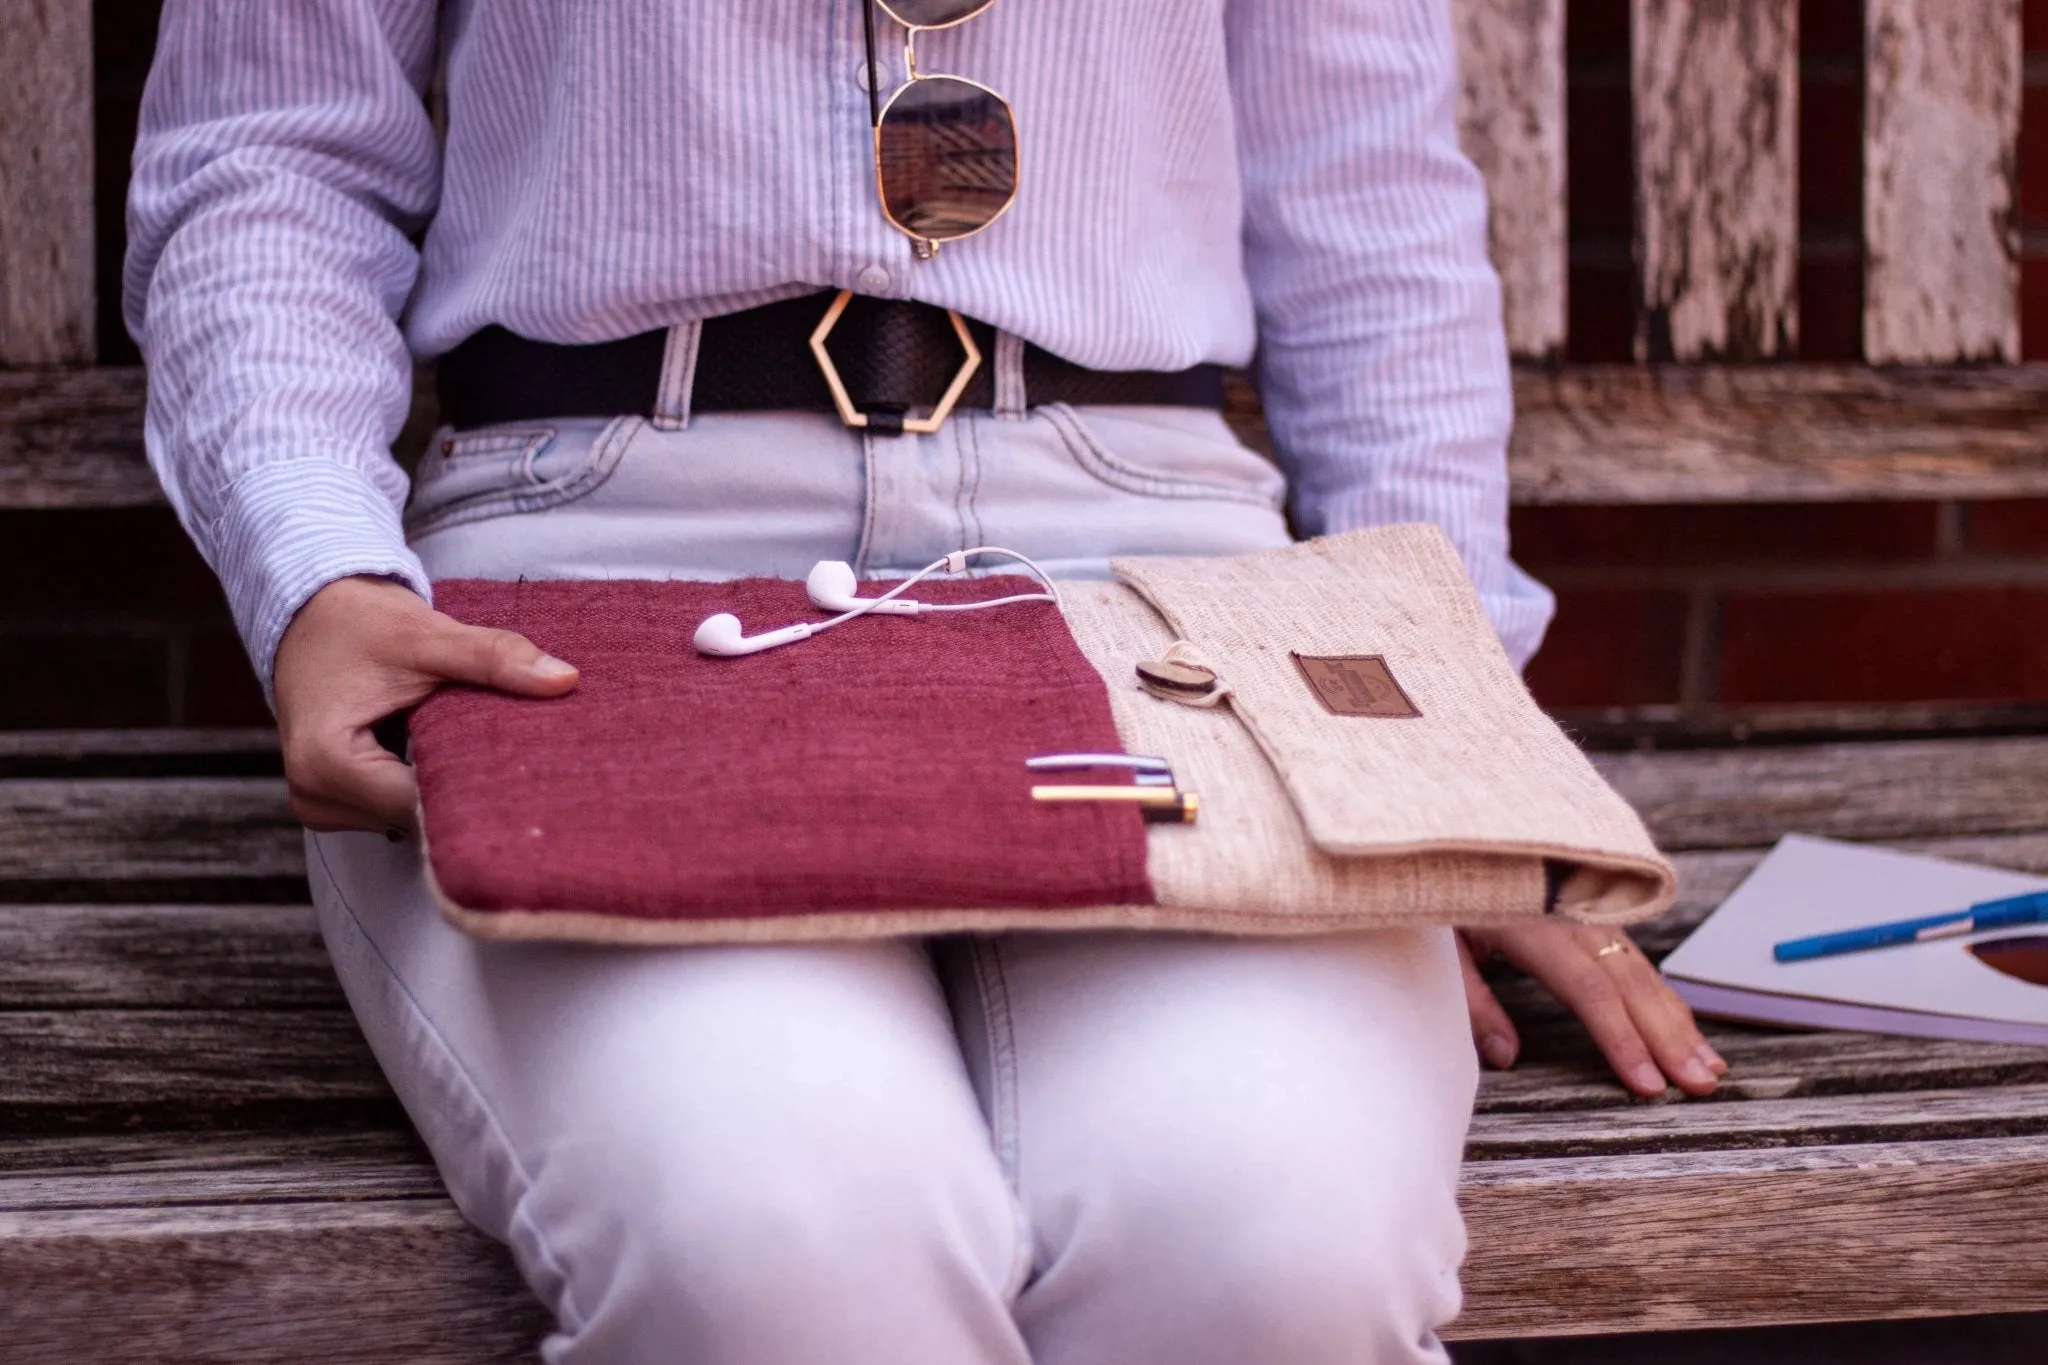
[413,577,1155,922]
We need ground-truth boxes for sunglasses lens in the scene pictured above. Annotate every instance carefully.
[879,0,997,25]
[1970,934,2048,986]
[878,77,1017,242]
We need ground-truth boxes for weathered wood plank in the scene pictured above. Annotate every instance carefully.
[0,728,279,778]
[0,778,304,886]
[24,361,2048,510]
[1470,1084,2048,1159]
[1454,1135,2048,1338]
[11,989,2046,1142]
[6,1134,2046,1350]
[0,1200,548,1365]
[0,1010,394,1130]
[1865,0,2021,363]
[1453,0,1566,361]
[1593,735,2048,851]
[1509,364,2048,504]
[0,905,338,1010]
[1632,0,1798,361]
[1478,1024,2048,1114]
[0,2,95,367]
[0,368,156,506]
[1558,700,2048,751]
[0,367,444,509]
[0,1131,440,1210]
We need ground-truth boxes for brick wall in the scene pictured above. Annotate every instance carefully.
[7,0,2047,732]
[1526,0,2048,728]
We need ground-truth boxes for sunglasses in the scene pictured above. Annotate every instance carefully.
[862,0,1020,258]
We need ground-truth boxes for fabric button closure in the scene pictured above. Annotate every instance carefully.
[856,264,892,293]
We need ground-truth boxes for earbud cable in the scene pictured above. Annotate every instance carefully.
[808,546,1063,639]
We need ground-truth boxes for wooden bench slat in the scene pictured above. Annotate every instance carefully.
[10,837,2048,1014]
[0,1131,440,1210]
[0,370,155,509]
[1477,1029,2048,1114]
[0,1199,547,1365]
[0,778,303,887]
[5,1132,2045,1352]
[22,365,2048,510]
[1454,1134,2048,1338]
[1510,364,2048,504]
[0,2,94,367]
[1631,0,1799,361]
[1453,0,1566,362]
[0,1010,393,1124]
[11,737,2048,888]
[0,905,338,1010]
[1593,734,2048,851]
[10,995,2045,1147]
[1865,0,2022,363]
[1470,1083,2048,1159]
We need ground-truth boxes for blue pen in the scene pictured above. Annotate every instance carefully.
[1773,890,2048,963]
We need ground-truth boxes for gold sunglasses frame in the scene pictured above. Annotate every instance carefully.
[864,0,1020,260]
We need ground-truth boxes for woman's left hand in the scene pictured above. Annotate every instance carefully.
[1455,922,1727,1098]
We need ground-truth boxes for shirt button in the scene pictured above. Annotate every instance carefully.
[855,62,873,92]
[856,264,891,293]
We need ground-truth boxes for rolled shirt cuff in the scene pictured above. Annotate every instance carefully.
[210,456,431,705]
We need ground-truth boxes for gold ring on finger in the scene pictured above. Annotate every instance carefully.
[1595,939,1632,960]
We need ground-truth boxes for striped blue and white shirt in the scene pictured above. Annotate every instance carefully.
[125,0,1554,692]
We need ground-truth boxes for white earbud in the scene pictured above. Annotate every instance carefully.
[693,546,1064,658]
[691,612,815,657]
[806,561,920,616]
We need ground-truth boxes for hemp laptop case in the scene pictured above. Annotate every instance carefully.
[413,527,1676,944]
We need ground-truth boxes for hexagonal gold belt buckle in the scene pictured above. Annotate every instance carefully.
[808,289,983,435]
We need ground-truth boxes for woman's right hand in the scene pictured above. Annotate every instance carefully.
[271,575,580,834]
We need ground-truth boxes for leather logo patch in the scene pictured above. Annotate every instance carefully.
[1291,653,1422,718]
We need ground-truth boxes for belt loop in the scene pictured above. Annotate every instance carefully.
[993,331,1027,420]
[652,320,702,430]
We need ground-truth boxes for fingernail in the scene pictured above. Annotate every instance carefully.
[1678,1055,1715,1089]
[1698,1044,1728,1076]
[1630,1062,1666,1095]
[533,654,577,679]
[1480,1033,1516,1069]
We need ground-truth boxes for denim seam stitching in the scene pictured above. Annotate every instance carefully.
[309,837,591,1335]
[1040,402,1283,507]
[971,937,1035,1302]
[404,416,640,537]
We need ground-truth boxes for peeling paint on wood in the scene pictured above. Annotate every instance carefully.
[0,1,95,367]
[1454,0,1567,362]
[1510,363,2048,504]
[1865,0,2021,363]
[1632,0,1799,362]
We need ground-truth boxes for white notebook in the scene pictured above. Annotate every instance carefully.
[1660,833,2048,1046]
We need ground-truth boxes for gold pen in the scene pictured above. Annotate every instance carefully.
[1031,785,1199,824]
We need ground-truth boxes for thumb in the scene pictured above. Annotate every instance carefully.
[1456,931,1520,1070]
[408,615,581,696]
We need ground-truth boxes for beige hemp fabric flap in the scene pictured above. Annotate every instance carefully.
[1080,525,1676,927]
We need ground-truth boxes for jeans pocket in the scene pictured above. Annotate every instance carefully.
[404,416,642,538]
[1040,402,1287,509]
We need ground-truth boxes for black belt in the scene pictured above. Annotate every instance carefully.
[438,290,1225,435]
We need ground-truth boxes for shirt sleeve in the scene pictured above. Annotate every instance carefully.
[1225,0,1554,669]
[124,0,442,701]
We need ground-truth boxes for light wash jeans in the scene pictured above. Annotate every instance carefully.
[310,395,1478,1365]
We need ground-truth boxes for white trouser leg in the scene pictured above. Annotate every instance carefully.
[311,831,1033,1365]
[939,930,1477,1365]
